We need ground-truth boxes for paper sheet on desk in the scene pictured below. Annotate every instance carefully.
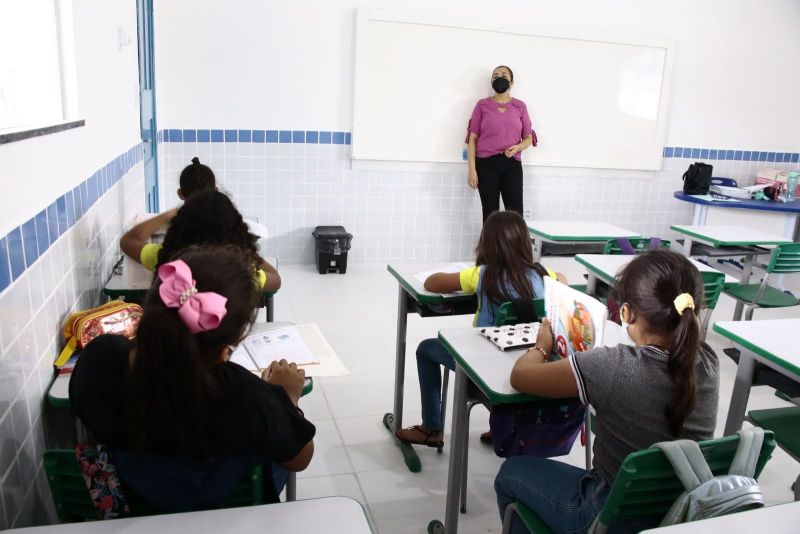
[229,324,348,377]
[244,327,319,368]
[414,262,473,296]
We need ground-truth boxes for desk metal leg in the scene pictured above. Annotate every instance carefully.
[443,366,469,534]
[265,295,274,323]
[382,286,421,473]
[584,409,592,470]
[681,237,694,256]
[586,274,598,297]
[723,348,756,435]
[533,237,543,261]
[286,472,296,501]
[733,253,755,321]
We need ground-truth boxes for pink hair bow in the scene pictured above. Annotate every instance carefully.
[157,260,228,334]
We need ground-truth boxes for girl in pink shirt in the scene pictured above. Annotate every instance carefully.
[466,66,538,222]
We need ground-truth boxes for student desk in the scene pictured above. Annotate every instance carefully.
[640,500,800,533]
[428,327,558,534]
[574,254,739,296]
[384,264,477,473]
[5,496,374,533]
[674,191,800,241]
[526,221,641,261]
[714,319,800,436]
[670,225,792,319]
[103,256,279,321]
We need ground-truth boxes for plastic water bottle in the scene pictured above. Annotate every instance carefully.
[787,172,799,202]
[462,144,468,161]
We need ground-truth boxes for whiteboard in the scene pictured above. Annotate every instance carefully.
[353,11,673,170]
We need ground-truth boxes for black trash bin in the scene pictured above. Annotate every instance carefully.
[312,226,353,274]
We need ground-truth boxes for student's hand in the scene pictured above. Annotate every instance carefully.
[504,144,520,158]
[467,169,478,189]
[263,359,305,405]
[536,319,554,354]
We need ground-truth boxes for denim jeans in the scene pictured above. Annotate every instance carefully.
[495,456,610,534]
[416,338,455,431]
[272,463,289,494]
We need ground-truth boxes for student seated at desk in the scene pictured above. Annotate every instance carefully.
[69,246,313,511]
[495,250,719,534]
[120,189,281,291]
[396,211,565,448]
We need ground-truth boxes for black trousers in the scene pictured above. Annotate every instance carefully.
[476,154,523,222]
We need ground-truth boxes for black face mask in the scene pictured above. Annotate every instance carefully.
[492,77,510,94]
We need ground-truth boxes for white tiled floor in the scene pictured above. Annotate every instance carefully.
[273,258,799,534]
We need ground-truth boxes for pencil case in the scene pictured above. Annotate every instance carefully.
[55,301,143,367]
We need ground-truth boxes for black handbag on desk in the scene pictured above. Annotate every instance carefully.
[682,162,713,194]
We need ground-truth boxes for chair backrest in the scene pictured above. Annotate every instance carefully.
[700,271,726,310]
[44,450,265,523]
[595,431,775,528]
[767,243,800,274]
[603,238,671,255]
[495,299,545,326]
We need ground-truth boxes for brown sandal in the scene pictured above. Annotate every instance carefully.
[395,425,444,448]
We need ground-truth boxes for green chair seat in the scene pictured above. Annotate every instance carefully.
[516,502,555,534]
[748,407,800,458]
[724,284,799,308]
[569,284,588,294]
[504,431,776,533]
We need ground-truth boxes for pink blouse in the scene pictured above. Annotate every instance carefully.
[466,97,537,160]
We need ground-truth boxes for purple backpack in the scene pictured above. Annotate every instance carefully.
[489,399,586,458]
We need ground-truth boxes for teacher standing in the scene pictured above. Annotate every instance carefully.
[466,65,537,222]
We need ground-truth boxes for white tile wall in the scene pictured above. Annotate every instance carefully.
[159,141,800,265]
[0,164,146,529]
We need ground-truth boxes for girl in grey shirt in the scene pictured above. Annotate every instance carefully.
[495,250,719,534]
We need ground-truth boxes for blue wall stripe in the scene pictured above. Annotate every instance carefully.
[156,129,798,163]
[160,128,353,146]
[1,143,144,294]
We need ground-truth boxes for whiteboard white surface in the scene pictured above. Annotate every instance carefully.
[353,10,672,170]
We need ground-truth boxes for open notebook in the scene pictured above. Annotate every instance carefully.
[229,324,348,377]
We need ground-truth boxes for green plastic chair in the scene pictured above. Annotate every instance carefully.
[44,450,266,523]
[723,243,800,320]
[494,298,546,327]
[748,406,800,501]
[699,271,726,337]
[603,238,671,255]
[501,431,776,534]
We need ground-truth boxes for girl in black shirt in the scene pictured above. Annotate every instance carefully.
[70,245,315,510]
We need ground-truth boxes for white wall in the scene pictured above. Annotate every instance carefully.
[0,0,141,236]
[155,0,800,150]
[0,0,145,528]
[153,0,800,264]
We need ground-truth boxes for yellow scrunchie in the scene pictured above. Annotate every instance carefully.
[674,293,695,315]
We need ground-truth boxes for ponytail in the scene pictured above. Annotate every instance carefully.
[665,307,701,436]
[129,305,211,455]
[615,250,705,437]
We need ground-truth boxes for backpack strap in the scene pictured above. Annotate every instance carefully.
[729,427,765,478]
[647,237,662,251]
[654,439,714,491]
[510,299,539,323]
[615,238,637,255]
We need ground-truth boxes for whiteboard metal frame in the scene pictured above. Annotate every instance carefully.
[352,8,674,171]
